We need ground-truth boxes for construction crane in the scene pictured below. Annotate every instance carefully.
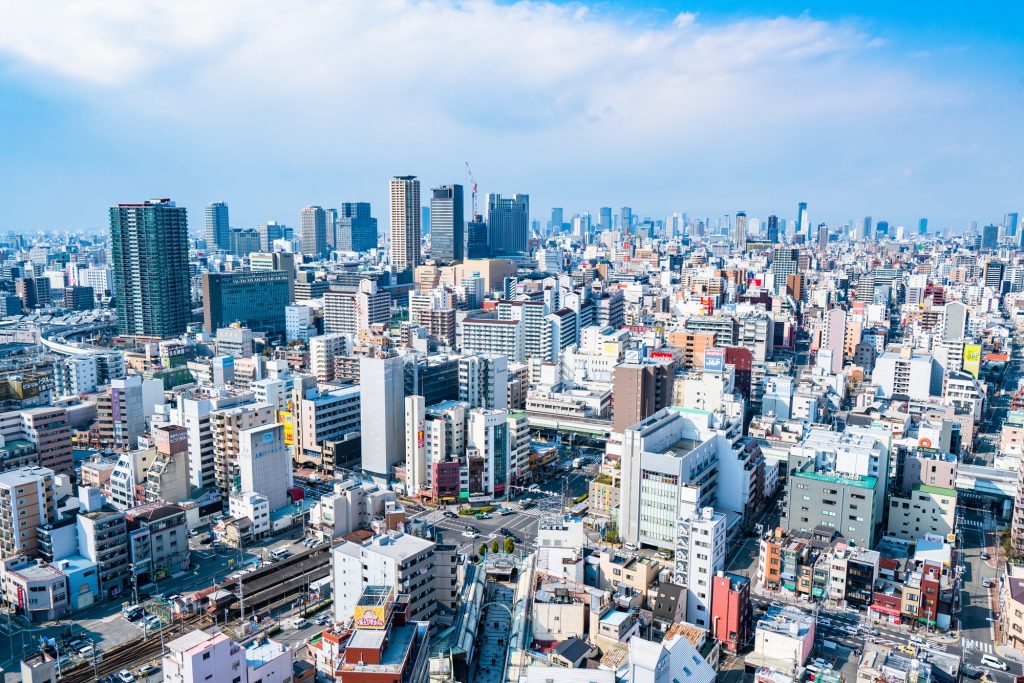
[465,161,479,220]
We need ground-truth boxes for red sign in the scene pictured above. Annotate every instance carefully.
[417,429,424,449]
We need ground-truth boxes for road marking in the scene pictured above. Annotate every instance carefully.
[963,637,994,654]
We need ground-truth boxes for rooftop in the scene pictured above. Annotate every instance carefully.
[246,639,288,668]
[791,469,877,490]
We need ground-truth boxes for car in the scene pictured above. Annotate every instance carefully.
[980,655,1007,671]
[143,614,162,629]
[65,638,86,652]
[78,644,98,659]
[982,578,994,588]
[909,636,925,646]
[520,501,535,510]
[474,512,491,520]
[288,618,310,629]
[443,511,458,519]
[116,671,137,683]
[981,552,991,560]
[897,645,917,656]
[467,525,481,533]
[499,527,513,537]
[462,531,480,539]
[137,664,160,679]
[962,666,983,679]
[315,614,332,625]
[499,508,515,516]
[528,484,541,492]
[507,534,521,543]
[123,607,144,621]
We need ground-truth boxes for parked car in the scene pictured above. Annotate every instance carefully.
[137,664,160,679]
[116,670,137,683]
[78,644,99,660]
[123,607,144,621]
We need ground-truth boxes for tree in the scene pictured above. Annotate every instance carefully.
[491,539,500,554]
[503,537,515,554]
[479,542,488,556]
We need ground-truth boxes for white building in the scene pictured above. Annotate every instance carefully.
[461,318,524,363]
[458,354,508,410]
[229,491,270,537]
[536,516,586,584]
[310,333,351,383]
[359,355,405,481]
[245,638,293,683]
[285,304,316,343]
[162,630,246,683]
[332,532,438,624]
[467,409,512,499]
[238,423,291,511]
[873,347,942,400]
[753,606,816,669]
[675,506,727,629]
[626,630,717,683]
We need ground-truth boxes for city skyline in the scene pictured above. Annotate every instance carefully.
[0,1,1021,232]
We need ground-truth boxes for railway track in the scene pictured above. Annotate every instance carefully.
[57,613,211,683]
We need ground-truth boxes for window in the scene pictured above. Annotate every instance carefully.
[203,653,211,660]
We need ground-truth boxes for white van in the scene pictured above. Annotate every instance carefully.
[980,655,1007,671]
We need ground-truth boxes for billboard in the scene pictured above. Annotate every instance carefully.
[355,605,388,629]
[963,344,981,378]
[704,349,725,372]
[277,411,294,446]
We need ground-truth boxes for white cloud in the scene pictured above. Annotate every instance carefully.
[0,0,1013,229]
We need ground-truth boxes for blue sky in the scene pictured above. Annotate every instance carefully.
[0,1,1021,234]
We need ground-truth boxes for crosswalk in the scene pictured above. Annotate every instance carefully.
[960,518,986,529]
[962,637,994,654]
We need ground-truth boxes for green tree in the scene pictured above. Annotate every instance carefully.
[491,539,500,554]
[479,542,488,556]
[503,537,515,554]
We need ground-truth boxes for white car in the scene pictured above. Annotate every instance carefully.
[981,655,1007,671]
[462,531,480,539]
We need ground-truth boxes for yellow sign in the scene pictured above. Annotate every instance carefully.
[963,344,981,378]
[354,604,389,629]
[278,411,294,446]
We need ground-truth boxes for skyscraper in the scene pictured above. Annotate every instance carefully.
[110,199,190,338]
[621,207,633,235]
[733,211,748,248]
[918,217,929,235]
[1006,212,1020,238]
[766,214,780,243]
[876,220,890,239]
[486,193,529,255]
[796,202,808,238]
[390,176,422,271]
[360,354,406,481]
[467,217,488,258]
[300,206,327,258]
[817,223,829,251]
[600,207,613,230]
[337,202,378,253]
[982,224,1000,250]
[205,202,230,252]
[430,184,464,264]
[550,207,564,235]
[325,207,338,249]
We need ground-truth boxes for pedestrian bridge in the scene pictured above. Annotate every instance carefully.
[955,464,1016,499]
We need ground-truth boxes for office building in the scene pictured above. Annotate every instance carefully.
[229,228,260,257]
[201,271,289,340]
[458,354,509,410]
[360,355,405,480]
[238,423,291,511]
[292,382,361,470]
[211,401,276,499]
[796,201,808,237]
[0,467,56,557]
[733,211,748,248]
[15,278,51,310]
[205,201,230,252]
[324,280,391,336]
[466,217,488,258]
[125,502,190,584]
[767,214,780,243]
[285,305,315,343]
[612,361,674,432]
[982,223,1000,250]
[486,193,529,255]
[109,199,191,338]
[338,202,378,253]
[430,184,464,264]
[249,251,296,303]
[873,347,942,400]
[918,217,928,235]
[390,176,422,271]
[256,220,285,251]
[461,318,524,362]
[300,206,328,258]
